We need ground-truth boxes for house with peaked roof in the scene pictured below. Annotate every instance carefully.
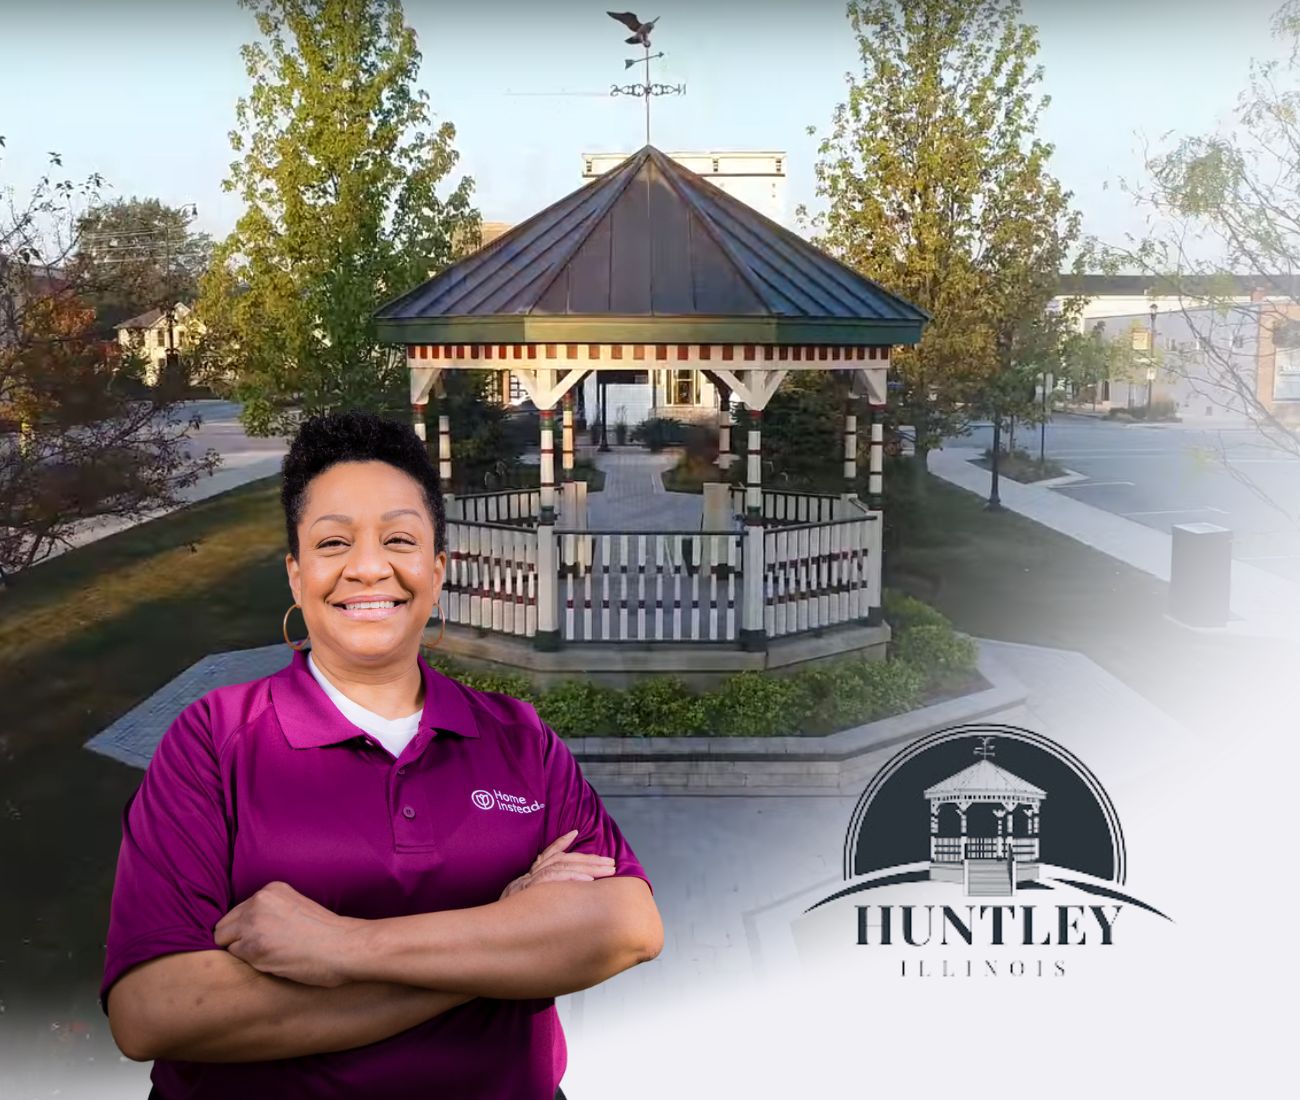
[114,303,201,386]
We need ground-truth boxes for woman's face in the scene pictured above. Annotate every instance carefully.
[285,460,445,666]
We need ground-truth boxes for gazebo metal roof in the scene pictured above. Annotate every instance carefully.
[923,760,1046,803]
[375,145,929,347]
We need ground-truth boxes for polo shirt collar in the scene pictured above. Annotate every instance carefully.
[273,647,480,749]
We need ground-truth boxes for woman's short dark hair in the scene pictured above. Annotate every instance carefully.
[280,410,446,560]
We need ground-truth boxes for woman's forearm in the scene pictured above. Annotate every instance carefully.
[111,949,471,1063]
[341,877,662,1000]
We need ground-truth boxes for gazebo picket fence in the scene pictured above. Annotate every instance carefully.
[439,487,880,647]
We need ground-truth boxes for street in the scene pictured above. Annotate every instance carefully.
[956,414,1300,585]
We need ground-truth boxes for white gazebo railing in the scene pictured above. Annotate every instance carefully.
[437,484,881,649]
[762,508,881,638]
[447,489,541,526]
[443,518,539,637]
[556,530,743,643]
[728,485,842,526]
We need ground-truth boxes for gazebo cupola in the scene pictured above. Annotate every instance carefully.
[374,146,929,675]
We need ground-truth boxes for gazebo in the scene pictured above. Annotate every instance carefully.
[924,754,1046,896]
[374,146,929,682]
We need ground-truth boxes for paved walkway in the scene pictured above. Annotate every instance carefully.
[930,443,1300,643]
[582,447,705,530]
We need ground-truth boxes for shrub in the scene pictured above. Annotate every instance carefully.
[535,679,623,736]
[682,423,720,465]
[615,677,716,736]
[709,671,809,736]
[883,588,951,635]
[797,657,926,732]
[631,417,687,452]
[892,624,978,690]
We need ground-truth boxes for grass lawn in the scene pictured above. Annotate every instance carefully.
[0,475,291,1087]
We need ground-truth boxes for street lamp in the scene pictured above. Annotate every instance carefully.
[1147,302,1158,411]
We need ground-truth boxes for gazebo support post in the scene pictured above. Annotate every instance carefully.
[535,376,560,651]
[438,407,453,502]
[843,391,859,500]
[867,391,884,511]
[864,377,886,628]
[716,381,734,469]
[409,359,450,503]
[562,391,575,483]
[739,399,766,651]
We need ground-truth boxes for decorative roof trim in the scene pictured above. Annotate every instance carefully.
[376,315,923,347]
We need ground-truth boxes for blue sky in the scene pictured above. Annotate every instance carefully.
[0,0,1291,256]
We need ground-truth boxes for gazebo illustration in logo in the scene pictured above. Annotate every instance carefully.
[924,737,1046,896]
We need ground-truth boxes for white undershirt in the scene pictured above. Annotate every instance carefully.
[307,650,423,759]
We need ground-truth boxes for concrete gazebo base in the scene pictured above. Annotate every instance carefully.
[423,620,891,692]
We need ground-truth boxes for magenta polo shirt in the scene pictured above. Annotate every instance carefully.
[100,647,652,1100]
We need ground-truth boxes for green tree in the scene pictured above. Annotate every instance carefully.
[804,0,1068,494]
[1059,322,1111,407]
[70,198,213,337]
[197,0,479,437]
[970,119,1081,506]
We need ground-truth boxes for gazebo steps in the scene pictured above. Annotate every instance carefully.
[966,860,1014,896]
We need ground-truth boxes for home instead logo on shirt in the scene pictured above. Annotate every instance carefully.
[472,788,545,814]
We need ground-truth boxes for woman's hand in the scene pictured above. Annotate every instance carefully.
[499,829,617,900]
[214,881,363,988]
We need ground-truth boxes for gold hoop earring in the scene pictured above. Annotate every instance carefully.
[283,602,309,651]
[426,601,446,648]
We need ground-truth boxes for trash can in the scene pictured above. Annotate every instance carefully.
[1169,523,1232,627]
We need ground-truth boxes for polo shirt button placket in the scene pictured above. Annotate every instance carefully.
[402,805,416,819]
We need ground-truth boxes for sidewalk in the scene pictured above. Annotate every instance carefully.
[929,443,1300,643]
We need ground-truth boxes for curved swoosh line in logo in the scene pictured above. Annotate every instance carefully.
[803,870,931,913]
[1047,877,1173,922]
[802,871,1173,922]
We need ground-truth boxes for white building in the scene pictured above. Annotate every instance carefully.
[115,303,201,386]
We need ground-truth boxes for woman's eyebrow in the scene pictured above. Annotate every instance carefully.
[309,508,422,529]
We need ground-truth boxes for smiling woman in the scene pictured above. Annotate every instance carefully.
[100,410,662,1100]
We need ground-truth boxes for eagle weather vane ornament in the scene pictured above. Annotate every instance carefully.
[606,11,685,144]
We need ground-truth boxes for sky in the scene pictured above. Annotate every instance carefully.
[0,0,1293,258]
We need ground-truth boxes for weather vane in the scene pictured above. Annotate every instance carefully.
[606,11,685,144]
[974,737,997,760]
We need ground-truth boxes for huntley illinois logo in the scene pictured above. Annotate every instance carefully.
[792,723,1172,978]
